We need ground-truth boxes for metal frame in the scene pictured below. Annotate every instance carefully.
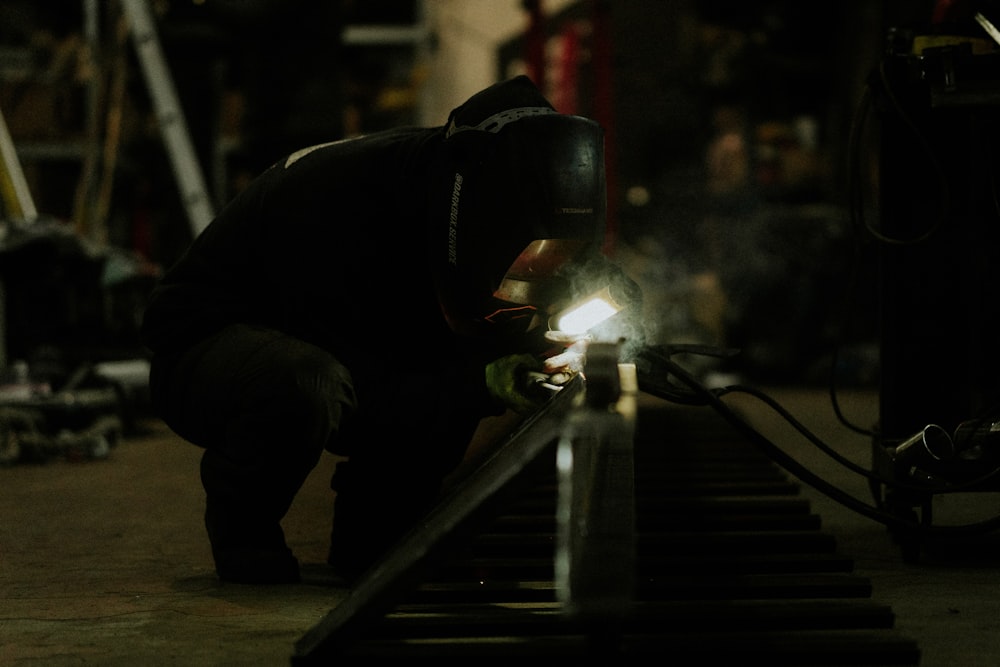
[293,346,638,663]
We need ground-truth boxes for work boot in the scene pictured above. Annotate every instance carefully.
[198,441,312,585]
[205,501,301,584]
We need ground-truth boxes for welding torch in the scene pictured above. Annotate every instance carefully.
[521,285,628,398]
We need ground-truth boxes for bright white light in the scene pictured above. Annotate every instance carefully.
[555,287,621,334]
[557,299,617,334]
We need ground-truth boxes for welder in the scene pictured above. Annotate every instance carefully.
[139,75,641,585]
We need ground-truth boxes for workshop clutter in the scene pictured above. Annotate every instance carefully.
[0,359,126,465]
[0,218,154,465]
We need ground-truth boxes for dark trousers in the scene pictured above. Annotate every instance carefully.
[149,324,357,554]
[148,323,481,572]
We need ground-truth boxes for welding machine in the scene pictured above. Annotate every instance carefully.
[869,8,1000,546]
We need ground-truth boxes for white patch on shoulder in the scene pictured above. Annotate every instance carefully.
[284,137,359,168]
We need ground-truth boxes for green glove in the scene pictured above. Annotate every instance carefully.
[485,353,546,414]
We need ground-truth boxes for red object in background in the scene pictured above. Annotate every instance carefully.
[591,0,617,257]
[520,0,618,257]
[553,21,580,114]
[523,0,546,89]
[931,0,976,24]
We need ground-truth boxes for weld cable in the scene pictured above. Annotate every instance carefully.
[718,383,1000,495]
[647,349,1000,537]
[836,77,882,437]
[864,59,951,245]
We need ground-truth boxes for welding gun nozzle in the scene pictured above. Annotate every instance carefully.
[523,370,562,395]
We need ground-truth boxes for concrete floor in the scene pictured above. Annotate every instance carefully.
[2,387,1000,666]
[0,413,351,666]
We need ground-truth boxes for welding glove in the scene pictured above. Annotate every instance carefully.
[485,353,548,414]
[543,331,590,377]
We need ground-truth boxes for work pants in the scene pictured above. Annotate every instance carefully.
[149,324,356,554]
[148,323,480,571]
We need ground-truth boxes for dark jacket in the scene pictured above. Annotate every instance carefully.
[140,77,575,418]
[141,127,454,367]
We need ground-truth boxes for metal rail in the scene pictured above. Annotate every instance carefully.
[294,343,636,662]
[292,348,922,663]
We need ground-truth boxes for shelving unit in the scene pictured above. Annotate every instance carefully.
[0,0,99,227]
[339,0,431,133]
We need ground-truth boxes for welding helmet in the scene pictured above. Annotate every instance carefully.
[432,76,607,335]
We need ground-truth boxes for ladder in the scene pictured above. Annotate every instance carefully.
[0,0,212,366]
[121,0,214,237]
[0,104,38,223]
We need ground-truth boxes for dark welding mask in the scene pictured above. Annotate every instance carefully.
[432,76,607,336]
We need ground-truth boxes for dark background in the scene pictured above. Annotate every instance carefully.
[1,1,998,415]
